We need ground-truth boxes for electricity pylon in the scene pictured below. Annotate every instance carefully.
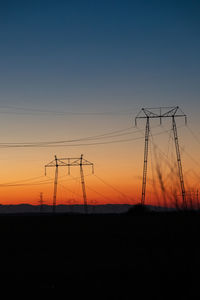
[135,106,187,208]
[45,154,94,214]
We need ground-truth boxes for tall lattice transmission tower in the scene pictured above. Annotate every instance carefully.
[135,106,187,208]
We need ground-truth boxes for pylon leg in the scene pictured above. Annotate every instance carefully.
[172,116,186,209]
[53,165,58,213]
[141,117,150,205]
[80,155,88,214]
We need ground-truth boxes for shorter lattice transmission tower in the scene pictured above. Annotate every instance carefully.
[135,106,187,208]
[45,155,94,213]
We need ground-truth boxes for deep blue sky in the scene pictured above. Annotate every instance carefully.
[0,0,199,113]
[0,1,200,204]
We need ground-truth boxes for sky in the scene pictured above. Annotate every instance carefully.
[0,0,200,207]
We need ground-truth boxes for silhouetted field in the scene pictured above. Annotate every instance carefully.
[0,210,199,298]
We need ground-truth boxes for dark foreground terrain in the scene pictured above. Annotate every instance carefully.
[0,209,199,298]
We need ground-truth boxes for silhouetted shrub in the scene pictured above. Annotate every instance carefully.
[127,204,150,215]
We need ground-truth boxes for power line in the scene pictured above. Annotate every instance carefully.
[0,172,93,189]
[0,175,44,186]
[0,126,183,148]
[0,126,136,145]
[94,174,130,202]
[186,125,200,146]
[85,185,113,203]
[0,179,53,187]
[0,123,165,147]
[0,105,135,116]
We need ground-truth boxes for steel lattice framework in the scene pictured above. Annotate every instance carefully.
[45,155,94,213]
[135,106,187,208]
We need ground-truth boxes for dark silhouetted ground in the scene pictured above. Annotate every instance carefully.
[0,210,199,298]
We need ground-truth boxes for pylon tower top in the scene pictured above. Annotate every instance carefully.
[45,155,94,175]
[135,106,187,126]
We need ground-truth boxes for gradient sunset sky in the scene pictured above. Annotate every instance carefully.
[0,0,200,206]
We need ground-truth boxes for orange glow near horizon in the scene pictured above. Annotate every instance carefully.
[0,113,199,208]
[0,162,198,208]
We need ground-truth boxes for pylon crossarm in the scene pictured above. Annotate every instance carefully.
[162,106,179,117]
[135,106,187,127]
[51,157,94,167]
[136,115,186,119]
[81,158,94,165]
[45,163,67,168]
[70,158,81,166]
[45,160,70,168]
[52,157,80,166]
[45,160,56,167]
[56,159,69,166]
[59,157,79,160]
[143,109,158,118]
[70,160,81,166]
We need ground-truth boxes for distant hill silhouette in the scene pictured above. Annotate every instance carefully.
[0,203,174,214]
[0,204,132,214]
